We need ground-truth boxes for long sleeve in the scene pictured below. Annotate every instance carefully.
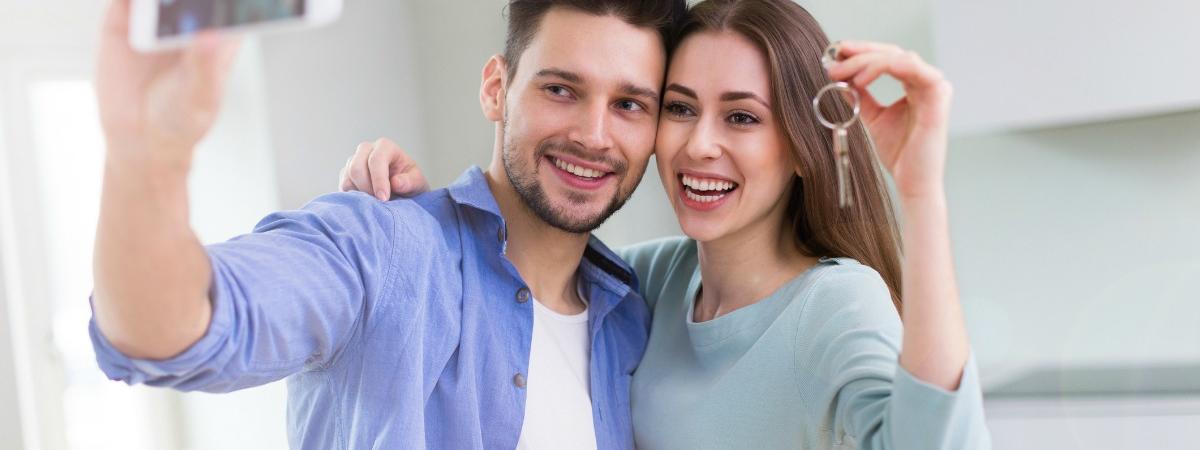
[796,261,991,450]
[90,192,402,393]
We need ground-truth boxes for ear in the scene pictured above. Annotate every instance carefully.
[480,54,508,123]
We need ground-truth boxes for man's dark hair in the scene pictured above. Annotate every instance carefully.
[502,0,689,81]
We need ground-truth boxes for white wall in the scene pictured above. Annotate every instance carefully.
[0,269,24,449]
[949,110,1200,372]
[258,0,429,210]
[933,0,1200,134]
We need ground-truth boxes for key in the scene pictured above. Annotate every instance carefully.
[834,127,851,207]
[814,42,861,209]
[813,80,861,209]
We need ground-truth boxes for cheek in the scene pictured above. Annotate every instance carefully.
[653,120,686,165]
[507,94,566,145]
[735,133,794,200]
[616,117,659,157]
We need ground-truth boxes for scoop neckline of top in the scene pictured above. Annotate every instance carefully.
[683,251,840,327]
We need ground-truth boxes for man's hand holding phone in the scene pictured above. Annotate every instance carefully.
[128,0,342,52]
[99,0,241,163]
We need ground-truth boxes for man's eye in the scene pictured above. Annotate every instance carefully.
[616,100,645,112]
[546,85,571,97]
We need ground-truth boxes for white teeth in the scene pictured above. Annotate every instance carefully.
[554,158,603,179]
[681,174,736,192]
[685,189,726,203]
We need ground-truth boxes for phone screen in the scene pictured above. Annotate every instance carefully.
[157,0,307,38]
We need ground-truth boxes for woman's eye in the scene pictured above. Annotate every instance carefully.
[616,100,645,112]
[664,102,694,117]
[728,112,760,125]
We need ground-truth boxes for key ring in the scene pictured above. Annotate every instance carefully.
[812,82,860,130]
[821,41,840,68]
[814,42,862,208]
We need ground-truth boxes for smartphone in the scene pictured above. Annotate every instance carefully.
[129,0,342,52]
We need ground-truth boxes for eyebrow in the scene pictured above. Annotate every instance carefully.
[665,83,697,99]
[536,67,660,104]
[667,83,771,109]
[720,91,771,109]
[621,83,661,104]
[535,68,582,84]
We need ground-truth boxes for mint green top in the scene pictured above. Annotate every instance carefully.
[619,237,990,450]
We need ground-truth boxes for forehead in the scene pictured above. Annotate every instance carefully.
[667,30,772,98]
[516,8,667,89]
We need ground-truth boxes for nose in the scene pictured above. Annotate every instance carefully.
[568,99,614,152]
[684,117,722,161]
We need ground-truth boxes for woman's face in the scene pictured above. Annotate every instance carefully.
[655,30,796,243]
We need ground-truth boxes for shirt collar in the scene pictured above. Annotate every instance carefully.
[446,166,639,295]
[447,166,503,218]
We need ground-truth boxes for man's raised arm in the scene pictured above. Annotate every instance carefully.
[91,0,241,360]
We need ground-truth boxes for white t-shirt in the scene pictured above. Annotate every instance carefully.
[515,284,597,450]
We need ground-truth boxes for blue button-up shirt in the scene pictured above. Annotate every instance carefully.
[90,167,651,449]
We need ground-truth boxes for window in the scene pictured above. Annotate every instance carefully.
[24,79,177,450]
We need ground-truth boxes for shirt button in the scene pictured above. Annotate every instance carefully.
[513,372,526,389]
[497,225,506,243]
[516,287,530,303]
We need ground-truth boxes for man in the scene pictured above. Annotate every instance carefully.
[89,0,686,448]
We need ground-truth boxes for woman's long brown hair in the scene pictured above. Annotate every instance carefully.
[679,0,904,311]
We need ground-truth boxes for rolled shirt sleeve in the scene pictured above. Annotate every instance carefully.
[90,192,399,393]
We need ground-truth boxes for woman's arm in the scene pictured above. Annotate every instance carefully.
[895,192,969,388]
[827,41,969,390]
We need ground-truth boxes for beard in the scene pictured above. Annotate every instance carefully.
[501,126,639,234]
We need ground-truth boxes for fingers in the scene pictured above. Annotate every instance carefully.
[391,168,430,197]
[367,139,399,201]
[182,32,241,113]
[825,41,951,113]
[832,40,904,59]
[347,142,376,196]
[374,138,429,198]
[849,83,884,122]
[338,156,355,192]
[342,138,426,200]
[829,45,944,92]
[104,0,133,36]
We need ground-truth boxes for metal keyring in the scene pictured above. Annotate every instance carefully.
[821,41,841,68]
[812,81,861,130]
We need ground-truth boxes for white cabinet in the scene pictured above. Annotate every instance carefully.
[984,363,1200,449]
[932,0,1200,135]
[985,397,1200,450]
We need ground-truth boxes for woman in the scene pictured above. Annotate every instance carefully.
[341,0,988,448]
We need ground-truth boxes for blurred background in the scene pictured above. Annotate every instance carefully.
[0,0,1197,449]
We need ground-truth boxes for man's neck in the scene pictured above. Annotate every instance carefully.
[484,168,590,315]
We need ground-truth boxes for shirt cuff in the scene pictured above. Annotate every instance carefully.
[89,263,236,387]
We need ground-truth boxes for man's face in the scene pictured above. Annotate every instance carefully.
[500,8,665,233]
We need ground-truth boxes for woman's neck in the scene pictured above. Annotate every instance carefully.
[693,216,819,323]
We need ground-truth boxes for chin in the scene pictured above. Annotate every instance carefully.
[676,213,728,243]
[534,194,613,233]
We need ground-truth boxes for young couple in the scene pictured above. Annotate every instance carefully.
[90,0,989,448]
